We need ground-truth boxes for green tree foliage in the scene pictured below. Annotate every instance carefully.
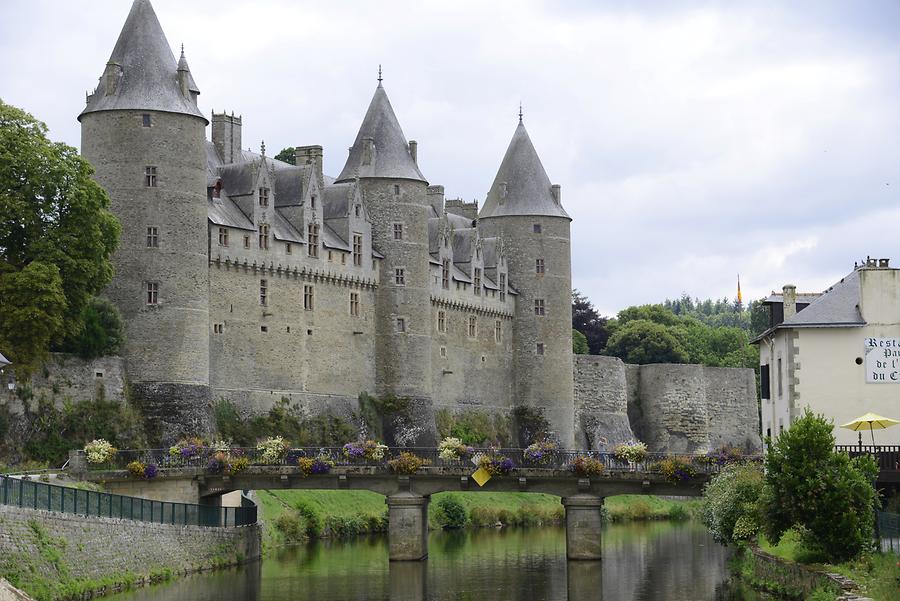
[701,463,765,544]
[0,100,120,374]
[571,290,612,354]
[274,147,296,165]
[213,398,356,446]
[66,297,124,359]
[760,409,879,562]
[572,329,589,354]
[434,496,467,529]
[604,319,689,364]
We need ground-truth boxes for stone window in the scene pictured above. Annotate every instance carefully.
[474,268,482,296]
[468,315,477,338]
[349,292,359,317]
[310,195,317,210]
[777,357,783,397]
[218,227,228,247]
[499,273,506,302]
[395,268,405,286]
[534,299,545,316]
[145,166,157,187]
[146,281,159,305]
[213,323,224,334]
[535,258,545,274]
[494,320,502,343]
[533,223,542,234]
[261,325,268,333]
[441,259,450,289]
[536,342,545,355]
[286,242,292,254]
[393,184,401,196]
[258,223,269,250]
[258,187,269,207]
[437,310,446,333]
[352,233,363,266]
[243,235,250,249]
[355,205,361,217]
[440,346,447,358]
[303,285,314,311]
[213,181,222,199]
[142,113,151,127]
[341,254,346,265]
[328,251,333,262]
[393,223,403,240]
[146,226,158,248]
[308,223,320,258]
[259,279,268,306]
[396,317,406,333]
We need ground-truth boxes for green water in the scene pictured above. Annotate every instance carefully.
[106,521,764,600]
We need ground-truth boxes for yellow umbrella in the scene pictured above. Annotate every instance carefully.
[840,412,900,445]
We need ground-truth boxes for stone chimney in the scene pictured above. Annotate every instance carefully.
[498,182,508,205]
[212,112,242,164]
[783,284,797,320]
[551,184,561,205]
[427,185,444,215]
[408,140,418,165]
[362,137,376,166]
[295,145,324,186]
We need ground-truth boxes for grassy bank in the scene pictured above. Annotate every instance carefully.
[759,530,899,601]
[258,490,697,551]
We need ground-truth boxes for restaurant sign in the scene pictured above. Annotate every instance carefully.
[865,337,900,383]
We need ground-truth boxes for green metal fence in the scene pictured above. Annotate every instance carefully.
[0,475,256,528]
[876,510,899,554]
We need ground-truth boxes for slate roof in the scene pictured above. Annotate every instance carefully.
[479,122,569,220]
[80,0,205,122]
[335,84,426,183]
[322,223,350,251]
[323,183,353,219]
[272,211,304,244]
[752,268,866,342]
[208,197,254,231]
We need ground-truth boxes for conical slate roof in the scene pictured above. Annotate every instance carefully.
[479,121,569,220]
[335,84,426,183]
[79,0,205,122]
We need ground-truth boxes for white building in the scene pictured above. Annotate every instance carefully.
[753,258,900,446]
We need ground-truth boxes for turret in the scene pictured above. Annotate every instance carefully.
[79,0,210,441]
[335,71,435,445]
[477,112,574,447]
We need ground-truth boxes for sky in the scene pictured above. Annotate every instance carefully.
[2,0,899,316]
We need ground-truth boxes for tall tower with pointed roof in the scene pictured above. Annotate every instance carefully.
[79,0,211,440]
[478,117,575,447]
[335,76,436,445]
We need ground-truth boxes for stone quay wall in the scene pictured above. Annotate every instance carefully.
[0,504,260,595]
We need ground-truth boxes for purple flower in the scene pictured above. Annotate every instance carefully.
[143,464,158,480]
[311,459,331,474]
[207,457,225,474]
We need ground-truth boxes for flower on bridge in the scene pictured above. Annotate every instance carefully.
[524,440,559,464]
[169,437,207,461]
[613,441,648,464]
[571,455,604,477]
[126,460,158,480]
[256,436,289,465]
[342,440,388,462]
[388,452,430,474]
[478,453,514,476]
[84,439,117,464]
[297,455,335,476]
[438,437,475,461]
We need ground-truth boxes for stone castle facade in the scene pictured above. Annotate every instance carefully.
[74,0,761,452]
[79,0,575,446]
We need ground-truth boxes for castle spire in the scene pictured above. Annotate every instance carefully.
[335,82,426,183]
[518,102,523,124]
[378,64,383,87]
[79,0,205,122]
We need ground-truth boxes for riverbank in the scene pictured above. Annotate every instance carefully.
[258,490,698,550]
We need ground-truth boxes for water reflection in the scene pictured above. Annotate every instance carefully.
[105,522,765,601]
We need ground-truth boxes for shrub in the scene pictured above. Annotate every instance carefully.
[256,436,289,464]
[388,451,430,474]
[274,511,304,543]
[469,506,500,527]
[613,440,648,463]
[83,439,116,464]
[295,500,323,538]
[434,496,467,529]
[67,296,124,359]
[477,453,514,475]
[700,463,764,544]
[653,456,697,483]
[760,409,878,562]
[571,455,604,476]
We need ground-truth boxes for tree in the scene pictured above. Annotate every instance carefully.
[748,298,769,337]
[571,290,611,354]
[0,100,119,374]
[572,329,589,354]
[605,319,689,364]
[760,409,878,562]
[617,304,681,327]
[67,296,124,359]
[701,463,765,545]
[275,147,296,165]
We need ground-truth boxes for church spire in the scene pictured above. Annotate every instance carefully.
[79,0,205,122]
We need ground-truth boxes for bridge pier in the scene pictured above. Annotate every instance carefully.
[562,495,604,560]
[386,492,430,561]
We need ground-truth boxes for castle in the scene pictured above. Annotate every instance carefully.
[79,0,575,446]
[73,0,761,453]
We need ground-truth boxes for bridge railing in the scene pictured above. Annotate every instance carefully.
[835,445,900,472]
[78,446,758,476]
[0,474,256,527]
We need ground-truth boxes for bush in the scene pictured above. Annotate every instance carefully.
[701,463,764,544]
[274,511,304,544]
[294,500,323,538]
[434,496,467,529]
[761,409,878,562]
[66,297,124,359]
[213,398,357,447]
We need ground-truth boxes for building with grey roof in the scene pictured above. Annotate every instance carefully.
[753,258,900,446]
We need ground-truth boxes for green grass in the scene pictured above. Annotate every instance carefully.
[605,495,698,522]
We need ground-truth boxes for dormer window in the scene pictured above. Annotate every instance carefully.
[441,259,450,290]
[308,223,319,258]
[311,195,317,210]
[499,273,507,302]
[213,181,222,199]
[474,268,482,296]
[258,187,269,207]
[352,233,363,266]
[355,205,361,218]
[258,223,269,250]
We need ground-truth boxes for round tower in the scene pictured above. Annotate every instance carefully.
[79,0,210,440]
[478,115,574,447]
[335,76,435,445]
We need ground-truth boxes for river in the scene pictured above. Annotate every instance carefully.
[106,521,765,600]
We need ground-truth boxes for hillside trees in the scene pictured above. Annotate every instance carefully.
[0,100,120,374]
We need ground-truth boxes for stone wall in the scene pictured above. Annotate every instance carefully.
[574,357,761,453]
[0,504,260,596]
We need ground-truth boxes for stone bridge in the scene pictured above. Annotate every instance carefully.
[69,447,733,561]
